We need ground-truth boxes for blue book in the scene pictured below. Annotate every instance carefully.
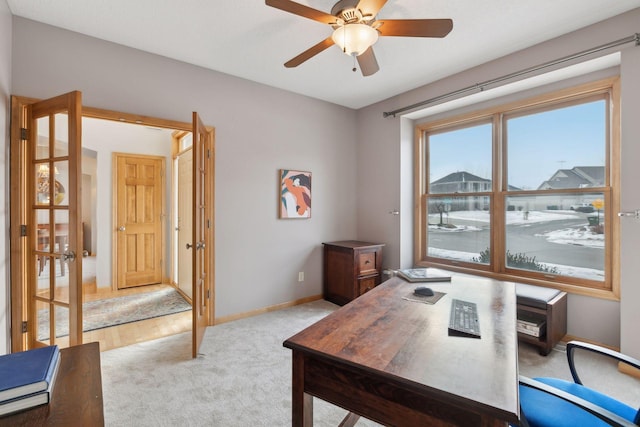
[0,345,59,402]
[0,356,60,416]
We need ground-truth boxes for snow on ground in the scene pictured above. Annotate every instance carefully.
[506,210,579,225]
[427,209,605,280]
[428,248,604,281]
[428,224,482,232]
[430,209,604,248]
[539,227,604,248]
[428,248,476,263]
[432,209,579,225]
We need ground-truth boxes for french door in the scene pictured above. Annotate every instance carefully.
[11,95,214,357]
[192,112,213,357]
[27,91,83,348]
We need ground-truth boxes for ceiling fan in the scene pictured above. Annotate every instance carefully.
[265,0,453,76]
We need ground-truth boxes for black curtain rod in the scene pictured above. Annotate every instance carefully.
[382,33,640,118]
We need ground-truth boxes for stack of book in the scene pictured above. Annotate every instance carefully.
[0,345,60,417]
[397,268,452,283]
[517,314,546,337]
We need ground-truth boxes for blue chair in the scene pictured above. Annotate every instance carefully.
[518,341,640,427]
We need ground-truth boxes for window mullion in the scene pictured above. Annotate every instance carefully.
[493,113,505,273]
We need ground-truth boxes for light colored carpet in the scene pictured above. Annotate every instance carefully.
[101,300,639,426]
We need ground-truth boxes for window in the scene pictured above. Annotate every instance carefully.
[179,133,193,151]
[415,78,619,295]
[427,121,492,265]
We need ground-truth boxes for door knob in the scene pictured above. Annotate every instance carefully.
[618,210,640,218]
[118,226,126,232]
[62,250,76,262]
[186,243,193,249]
[196,241,205,250]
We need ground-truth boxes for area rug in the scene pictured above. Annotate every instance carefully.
[38,287,191,339]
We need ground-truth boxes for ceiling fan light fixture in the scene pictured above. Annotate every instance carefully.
[331,23,378,56]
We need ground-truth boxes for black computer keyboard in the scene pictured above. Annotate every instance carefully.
[448,299,481,338]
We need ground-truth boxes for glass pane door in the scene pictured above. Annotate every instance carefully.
[28,92,82,349]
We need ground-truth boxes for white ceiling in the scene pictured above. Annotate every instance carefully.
[7,0,640,109]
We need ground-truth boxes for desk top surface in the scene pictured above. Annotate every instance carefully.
[284,274,519,423]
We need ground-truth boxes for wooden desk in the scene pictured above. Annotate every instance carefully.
[284,276,520,426]
[0,342,104,426]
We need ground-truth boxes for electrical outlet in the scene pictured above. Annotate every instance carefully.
[298,272,304,282]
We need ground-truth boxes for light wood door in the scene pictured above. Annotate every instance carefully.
[192,112,213,358]
[177,149,193,299]
[114,154,164,289]
[27,91,83,348]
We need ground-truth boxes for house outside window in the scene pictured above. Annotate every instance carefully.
[414,78,620,296]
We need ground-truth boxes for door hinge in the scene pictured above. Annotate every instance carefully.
[207,149,211,159]
[207,289,210,299]
[20,128,27,140]
[20,224,27,237]
[206,219,210,229]
[22,321,28,333]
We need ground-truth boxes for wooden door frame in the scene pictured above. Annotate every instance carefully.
[10,96,36,351]
[172,145,194,301]
[10,96,216,352]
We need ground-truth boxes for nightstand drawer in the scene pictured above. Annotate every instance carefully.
[358,252,377,276]
[358,276,378,296]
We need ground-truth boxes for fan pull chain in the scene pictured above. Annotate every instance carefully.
[352,54,357,72]
[343,27,347,54]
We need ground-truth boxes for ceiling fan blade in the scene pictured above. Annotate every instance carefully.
[284,37,335,68]
[357,47,379,76]
[356,0,388,17]
[377,19,453,38]
[266,0,337,25]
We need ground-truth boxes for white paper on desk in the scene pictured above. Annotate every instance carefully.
[402,291,446,305]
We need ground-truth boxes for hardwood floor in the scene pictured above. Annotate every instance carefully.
[83,283,192,352]
[84,310,191,352]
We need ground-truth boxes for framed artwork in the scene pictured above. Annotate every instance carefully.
[280,169,311,219]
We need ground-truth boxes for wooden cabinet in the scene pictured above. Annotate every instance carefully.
[323,241,384,305]
[516,284,567,356]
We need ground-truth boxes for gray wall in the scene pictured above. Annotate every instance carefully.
[8,16,359,329]
[0,0,11,355]
[619,43,640,360]
[355,8,640,353]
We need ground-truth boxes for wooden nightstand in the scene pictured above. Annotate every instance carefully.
[516,283,567,356]
[322,241,384,306]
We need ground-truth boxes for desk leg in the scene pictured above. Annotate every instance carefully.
[291,351,313,427]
